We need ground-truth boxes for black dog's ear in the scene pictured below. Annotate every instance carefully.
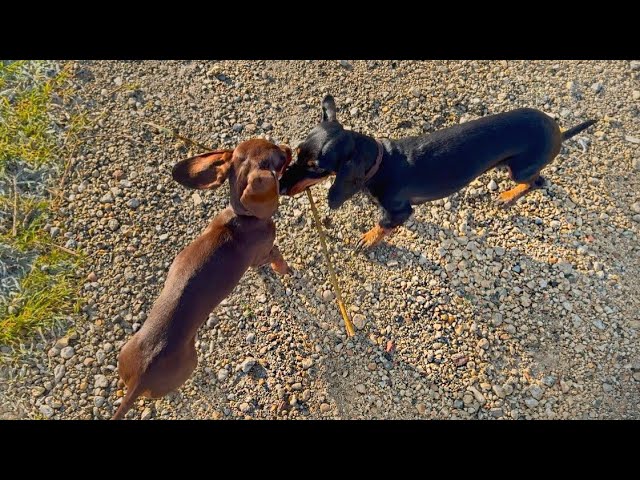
[321,95,337,123]
[327,156,366,210]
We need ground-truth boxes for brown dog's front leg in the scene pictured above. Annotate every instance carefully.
[267,244,293,275]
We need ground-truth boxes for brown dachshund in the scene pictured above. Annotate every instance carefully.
[112,139,292,420]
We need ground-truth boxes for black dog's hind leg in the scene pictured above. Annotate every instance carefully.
[497,174,547,207]
[355,202,413,252]
[496,147,552,207]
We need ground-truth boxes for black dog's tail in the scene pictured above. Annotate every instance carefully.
[562,119,597,141]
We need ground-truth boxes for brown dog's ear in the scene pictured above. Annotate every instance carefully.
[171,150,234,190]
[279,144,293,172]
[240,169,279,219]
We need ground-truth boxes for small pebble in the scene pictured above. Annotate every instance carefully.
[94,375,109,388]
[525,398,539,408]
[352,314,366,330]
[217,369,229,382]
[60,347,75,359]
[39,405,54,418]
[240,358,255,373]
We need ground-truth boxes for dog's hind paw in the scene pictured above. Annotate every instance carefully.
[496,183,532,208]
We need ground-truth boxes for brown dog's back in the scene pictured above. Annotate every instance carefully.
[113,139,292,419]
[113,208,275,419]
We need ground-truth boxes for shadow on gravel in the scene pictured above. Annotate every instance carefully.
[311,188,628,419]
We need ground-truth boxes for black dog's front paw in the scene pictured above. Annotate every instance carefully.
[354,225,394,252]
[327,190,345,210]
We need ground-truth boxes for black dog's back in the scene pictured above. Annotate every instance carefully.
[380,108,561,200]
[398,109,558,174]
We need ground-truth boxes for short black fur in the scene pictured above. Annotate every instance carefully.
[280,94,596,246]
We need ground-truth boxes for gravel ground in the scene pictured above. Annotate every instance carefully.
[1,60,639,420]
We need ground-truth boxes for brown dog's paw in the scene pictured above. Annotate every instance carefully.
[354,225,395,252]
[271,259,293,276]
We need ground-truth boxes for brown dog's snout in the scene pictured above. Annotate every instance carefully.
[235,141,291,218]
[240,168,279,219]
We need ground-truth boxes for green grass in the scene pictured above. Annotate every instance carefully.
[1,62,56,173]
[0,60,87,349]
[0,250,83,345]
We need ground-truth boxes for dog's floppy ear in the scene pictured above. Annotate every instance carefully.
[172,149,233,190]
[321,94,337,123]
[279,144,293,172]
[327,156,366,210]
[240,169,279,219]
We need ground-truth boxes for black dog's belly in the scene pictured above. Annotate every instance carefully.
[400,180,463,205]
[409,190,456,204]
[402,161,494,204]
[369,159,488,209]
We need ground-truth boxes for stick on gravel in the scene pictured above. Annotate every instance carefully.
[144,122,214,153]
[305,188,355,337]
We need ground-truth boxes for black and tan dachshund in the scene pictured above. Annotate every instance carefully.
[279,95,596,251]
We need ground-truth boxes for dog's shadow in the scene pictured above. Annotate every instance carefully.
[315,235,626,419]
[313,180,632,418]
[176,169,631,420]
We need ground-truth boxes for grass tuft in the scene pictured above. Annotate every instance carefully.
[0,249,84,345]
[0,60,87,349]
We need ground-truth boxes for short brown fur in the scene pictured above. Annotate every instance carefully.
[112,139,292,419]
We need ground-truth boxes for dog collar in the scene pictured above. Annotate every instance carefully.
[363,139,384,183]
